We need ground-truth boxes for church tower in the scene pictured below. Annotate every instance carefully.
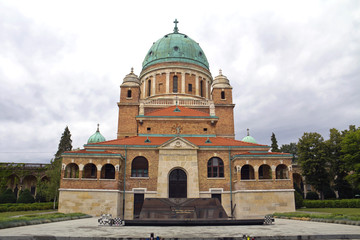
[211,70,235,138]
[117,68,140,139]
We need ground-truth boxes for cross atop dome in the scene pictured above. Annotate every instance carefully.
[173,19,179,33]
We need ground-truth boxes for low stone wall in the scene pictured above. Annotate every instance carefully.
[58,189,122,217]
[233,190,295,218]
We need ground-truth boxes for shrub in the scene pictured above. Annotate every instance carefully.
[304,199,360,208]
[17,189,35,204]
[0,189,17,204]
[306,191,319,200]
[0,202,57,212]
[294,183,304,198]
[295,191,304,209]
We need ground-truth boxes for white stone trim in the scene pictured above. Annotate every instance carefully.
[209,188,223,193]
[132,188,146,193]
[199,189,295,194]
[59,188,122,193]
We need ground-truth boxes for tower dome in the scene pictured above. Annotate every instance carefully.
[87,124,106,144]
[142,19,209,70]
[212,69,232,89]
[242,129,257,144]
[121,67,140,87]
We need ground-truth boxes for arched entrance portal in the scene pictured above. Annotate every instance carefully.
[169,169,187,198]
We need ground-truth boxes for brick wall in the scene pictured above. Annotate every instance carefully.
[138,119,216,135]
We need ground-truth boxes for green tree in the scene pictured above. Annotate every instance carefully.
[55,126,72,158]
[297,132,329,199]
[280,142,298,163]
[341,127,360,190]
[271,132,280,152]
[325,128,353,198]
[45,126,73,207]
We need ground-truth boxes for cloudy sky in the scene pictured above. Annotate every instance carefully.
[1,0,359,163]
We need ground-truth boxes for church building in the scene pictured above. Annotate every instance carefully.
[59,20,295,219]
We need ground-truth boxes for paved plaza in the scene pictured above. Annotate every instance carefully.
[0,217,359,239]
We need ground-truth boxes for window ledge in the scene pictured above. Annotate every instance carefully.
[63,178,80,180]
[81,178,98,181]
[275,179,290,181]
[259,179,273,181]
[126,97,132,100]
[130,177,149,179]
[240,179,256,181]
[99,178,116,181]
[207,177,225,180]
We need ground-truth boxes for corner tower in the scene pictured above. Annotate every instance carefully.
[117,68,140,139]
[211,70,235,138]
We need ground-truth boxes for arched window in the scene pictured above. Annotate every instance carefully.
[65,163,79,179]
[200,80,204,97]
[101,164,115,179]
[131,157,148,177]
[276,164,289,179]
[173,76,178,93]
[23,175,37,195]
[127,89,132,98]
[221,91,225,99]
[241,165,255,180]
[259,164,272,179]
[83,163,97,179]
[207,157,224,178]
[147,80,151,96]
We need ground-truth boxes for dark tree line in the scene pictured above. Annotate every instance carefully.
[272,126,360,199]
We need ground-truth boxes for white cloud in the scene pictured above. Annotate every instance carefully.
[0,0,359,162]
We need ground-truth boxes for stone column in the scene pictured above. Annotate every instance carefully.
[166,72,170,93]
[195,75,199,96]
[181,72,185,93]
[205,79,209,99]
[152,74,156,96]
[142,79,146,98]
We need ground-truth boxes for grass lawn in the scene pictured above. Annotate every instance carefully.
[0,211,90,229]
[0,210,56,219]
[274,208,360,222]
[297,208,360,216]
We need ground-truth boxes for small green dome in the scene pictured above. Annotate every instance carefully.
[242,136,258,144]
[87,124,106,144]
[142,20,209,70]
[242,129,257,144]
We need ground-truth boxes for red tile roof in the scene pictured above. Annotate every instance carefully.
[87,136,172,146]
[87,136,267,147]
[63,149,119,154]
[145,106,210,117]
[184,137,268,147]
[235,151,291,156]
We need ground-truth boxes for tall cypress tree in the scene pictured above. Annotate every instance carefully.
[47,126,72,207]
[55,126,72,158]
[271,132,280,152]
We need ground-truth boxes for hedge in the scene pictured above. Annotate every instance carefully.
[304,199,360,208]
[0,202,58,212]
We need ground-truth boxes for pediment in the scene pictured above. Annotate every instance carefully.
[159,137,198,150]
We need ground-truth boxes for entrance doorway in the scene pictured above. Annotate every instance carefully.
[169,169,187,198]
[133,193,144,219]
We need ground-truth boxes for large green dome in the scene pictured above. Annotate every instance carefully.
[142,21,209,70]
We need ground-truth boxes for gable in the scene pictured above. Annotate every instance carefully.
[159,137,199,150]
